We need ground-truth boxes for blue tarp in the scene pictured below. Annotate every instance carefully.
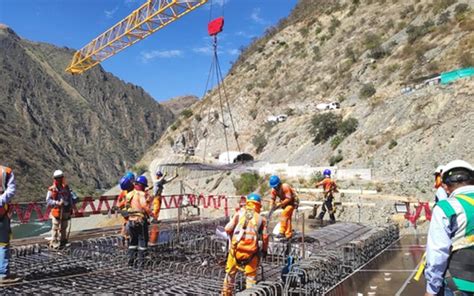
[440,67,474,84]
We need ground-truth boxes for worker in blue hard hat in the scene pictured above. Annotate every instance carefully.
[149,169,178,245]
[424,160,474,296]
[116,172,135,239]
[222,193,268,296]
[125,175,152,266]
[315,169,338,224]
[269,175,298,240]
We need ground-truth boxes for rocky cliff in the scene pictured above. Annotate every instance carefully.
[0,25,174,200]
[140,0,473,198]
[161,95,198,115]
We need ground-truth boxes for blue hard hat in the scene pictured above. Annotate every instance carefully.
[247,193,261,204]
[156,170,163,177]
[269,175,281,188]
[135,175,148,187]
[119,172,135,190]
[323,169,331,176]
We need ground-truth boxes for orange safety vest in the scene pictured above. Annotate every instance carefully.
[271,183,296,206]
[0,166,12,217]
[49,184,72,219]
[230,208,264,262]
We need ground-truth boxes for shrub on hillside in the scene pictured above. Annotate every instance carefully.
[388,139,398,149]
[406,20,434,43]
[458,52,473,67]
[339,117,359,137]
[359,83,376,98]
[252,133,268,154]
[233,173,260,195]
[329,152,343,166]
[310,113,341,144]
[181,109,193,118]
[363,32,382,50]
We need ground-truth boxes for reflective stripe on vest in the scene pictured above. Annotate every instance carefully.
[437,192,474,251]
[231,210,262,253]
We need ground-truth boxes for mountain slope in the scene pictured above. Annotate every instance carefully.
[161,95,198,115]
[0,25,174,200]
[140,0,473,198]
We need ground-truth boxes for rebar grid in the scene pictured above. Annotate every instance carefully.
[3,220,399,295]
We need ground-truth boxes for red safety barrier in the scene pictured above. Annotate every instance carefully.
[8,194,229,224]
[404,201,432,226]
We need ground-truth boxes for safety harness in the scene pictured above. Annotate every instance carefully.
[230,209,263,269]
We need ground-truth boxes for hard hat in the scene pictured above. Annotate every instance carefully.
[442,160,474,184]
[156,170,163,177]
[434,165,444,175]
[269,175,281,188]
[135,175,148,187]
[247,193,261,204]
[53,170,64,178]
[119,172,135,190]
[323,169,331,176]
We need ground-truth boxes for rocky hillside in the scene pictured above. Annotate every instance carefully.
[161,95,198,115]
[0,25,174,200]
[140,0,473,198]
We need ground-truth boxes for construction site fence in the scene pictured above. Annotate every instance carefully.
[8,194,229,224]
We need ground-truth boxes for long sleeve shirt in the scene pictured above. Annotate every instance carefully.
[434,187,448,203]
[425,185,474,294]
[0,171,16,207]
[46,185,78,207]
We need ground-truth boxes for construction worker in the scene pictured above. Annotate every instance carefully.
[222,193,268,295]
[149,170,178,245]
[0,165,21,285]
[424,159,474,296]
[433,165,448,203]
[46,170,78,249]
[126,175,152,266]
[315,169,338,224]
[269,175,297,240]
[117,172,135,239]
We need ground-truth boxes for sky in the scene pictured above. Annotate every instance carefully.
[0,0,298,101]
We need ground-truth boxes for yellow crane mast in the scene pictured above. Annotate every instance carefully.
[66,0,208,74]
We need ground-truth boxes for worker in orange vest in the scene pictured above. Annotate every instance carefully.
[0,165,22,285]
[315,169,338,224]
[116,172,135,239]
[269,175,298,240]
[222,193,268,295]
[46,170,78,249]
[149,170,178,245]
[126,175,152,266]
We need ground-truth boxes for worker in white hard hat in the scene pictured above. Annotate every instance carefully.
[424,160,474,296]
[45,170,78,249]
[433,165,448,203]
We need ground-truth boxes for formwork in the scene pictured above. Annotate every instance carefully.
[3,218,398,295]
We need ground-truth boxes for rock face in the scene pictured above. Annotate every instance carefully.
[161,95,198,115]
[0,25,175,200]
[143,0,473,198]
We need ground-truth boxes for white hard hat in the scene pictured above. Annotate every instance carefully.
[434,165,444,175]
[442,160,474,177]
[53,170,64,178]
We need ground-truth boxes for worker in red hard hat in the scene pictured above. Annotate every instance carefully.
[126,175,152,266]
[0,165,22,285]
[149,170,178,245]
[46,170,78,249]
[315,169,338,224]
[222,193,268,296]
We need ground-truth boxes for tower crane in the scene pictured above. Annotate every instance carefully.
[66,0,208,74]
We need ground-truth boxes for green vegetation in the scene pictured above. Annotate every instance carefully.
[252,133,268,154]
[329,151,344,166]
[180,109,193,118]
[388,139,398,149]
[406,20,434,43]
[170,119,181,131]
[233,173,269,196]
[310,171,324,184]
[339,117,359,137]
[331,135,343,149]
[359,83,376,98]
[194,114,202,122]
[310,113,359,148]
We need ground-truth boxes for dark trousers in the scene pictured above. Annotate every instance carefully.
[127,220,148,266]
[318,196,335,222]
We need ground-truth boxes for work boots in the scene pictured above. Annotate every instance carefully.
[0,274,23,286]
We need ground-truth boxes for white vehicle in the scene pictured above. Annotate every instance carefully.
[316,102,340,111]
[266,114,288,123]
